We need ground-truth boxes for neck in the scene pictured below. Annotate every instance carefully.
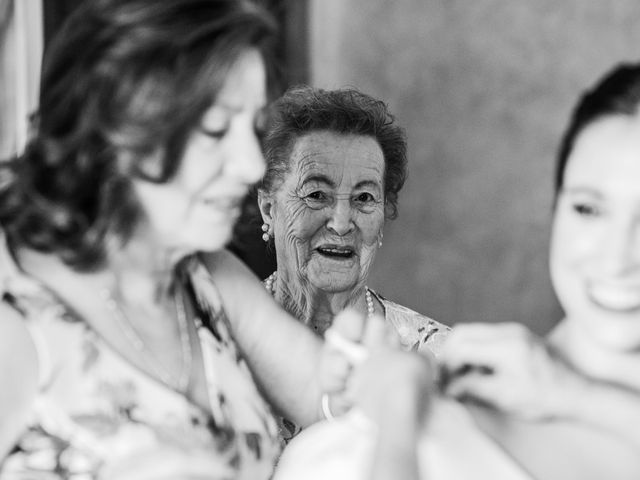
[269,269,369,335]
[549,319,640,391]
[107,231,188,305]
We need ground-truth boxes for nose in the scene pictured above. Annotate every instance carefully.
[326,198,355,236]
[598,220,640,277]
[228,129,266,185]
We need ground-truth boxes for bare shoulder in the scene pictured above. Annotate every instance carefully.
[0,301,36,350]
[0,301,39,385]
[0,301,39,459]
[197,250,279,322]
[198,249,258,283]
[470,404,640,480]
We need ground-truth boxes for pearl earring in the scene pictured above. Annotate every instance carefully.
[261,223,270,242]
[378,232,383,248]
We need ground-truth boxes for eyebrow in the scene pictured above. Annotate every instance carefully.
[560,186,603,198]
[213,102,267,115]
[302,174,335,187]
[301,175,382,191]
[353,180,383,190]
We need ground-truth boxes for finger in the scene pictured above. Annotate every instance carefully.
[329,307,367,343]
[444,370,505,406]
[321,350,353,393]
[361,313,388,350]
[325,329,369,364]
[442,324,534,373]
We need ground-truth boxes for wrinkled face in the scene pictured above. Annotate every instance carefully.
[551,114,640,352]
[132,49,267,256]
[265,131,385,293]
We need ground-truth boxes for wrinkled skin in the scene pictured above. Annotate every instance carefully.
[259,131,385,333]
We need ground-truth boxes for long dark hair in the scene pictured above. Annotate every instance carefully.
[0,0,277,271]
[555,63,640,196]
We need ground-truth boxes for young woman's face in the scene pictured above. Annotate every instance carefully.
[551,113,640,352]
[133,49,267,255]
[264,131,385,293]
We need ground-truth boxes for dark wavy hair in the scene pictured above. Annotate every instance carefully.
[260,85,408,220]
[0,0,277,271]
[555,63,640,196]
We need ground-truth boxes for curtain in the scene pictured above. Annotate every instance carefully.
[0,0,43,160]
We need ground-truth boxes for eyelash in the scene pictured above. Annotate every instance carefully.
[355,192,374,202]
[307,191,327,200]
[200,113,268,142]
[572,202,601,217]
[200,127,228,140]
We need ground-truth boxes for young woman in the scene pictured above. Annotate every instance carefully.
[275,62,640,480]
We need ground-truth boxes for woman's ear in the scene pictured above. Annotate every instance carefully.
[257,189,274,224]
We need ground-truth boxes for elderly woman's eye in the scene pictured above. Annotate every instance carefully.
[355,192,375,203]
[302,191,330,209]
[307,191,327,201]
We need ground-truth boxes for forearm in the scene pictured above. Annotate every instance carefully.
[202,250,324,426]
[370,416,421,480]
[368,387,424,480]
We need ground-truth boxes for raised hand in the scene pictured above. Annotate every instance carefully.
[441,322,584,420]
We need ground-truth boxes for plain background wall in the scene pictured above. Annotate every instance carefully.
[308,0,640,334]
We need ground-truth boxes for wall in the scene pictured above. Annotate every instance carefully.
[309,0,640,334]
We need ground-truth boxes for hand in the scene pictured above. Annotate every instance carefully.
[350,346,437,426]
[441,322,584,420]
[319,308,436,424]
[317,308,368,417]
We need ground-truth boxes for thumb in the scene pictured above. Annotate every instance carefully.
[361,312,389,350]
[328,307,367,343]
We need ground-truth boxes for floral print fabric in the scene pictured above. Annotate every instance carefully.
[0,243,280,480]
[276,287,450,442]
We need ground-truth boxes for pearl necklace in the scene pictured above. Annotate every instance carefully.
[101,286,192,392]
[264,271,375,319]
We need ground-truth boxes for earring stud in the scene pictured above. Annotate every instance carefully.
[261,223,270,242]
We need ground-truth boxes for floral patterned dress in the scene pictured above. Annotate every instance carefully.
[0,241,280,480]
[266,279,450,442]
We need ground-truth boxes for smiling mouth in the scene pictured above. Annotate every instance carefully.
[202,196,243,210]
[587,284,640,313]
[316,246,356,259]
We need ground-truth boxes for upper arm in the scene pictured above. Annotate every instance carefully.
[200,250,316,353]
[0,302,39,460]
[199,250,324,425]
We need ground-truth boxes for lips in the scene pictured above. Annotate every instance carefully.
[315,245,356,259]
[587,282,640,313]
[201,195,243,210]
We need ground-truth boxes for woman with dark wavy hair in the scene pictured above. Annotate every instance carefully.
[0,1,334,478]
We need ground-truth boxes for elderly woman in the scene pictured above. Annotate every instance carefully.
[0,1,338,478]
[258,86,449,354]
[275,63,640,480]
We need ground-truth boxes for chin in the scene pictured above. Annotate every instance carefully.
[181,230,231,254]
[571,307,640,353]
[310,275,360,294]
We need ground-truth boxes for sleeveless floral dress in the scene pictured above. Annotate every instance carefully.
[0,240,280,480]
